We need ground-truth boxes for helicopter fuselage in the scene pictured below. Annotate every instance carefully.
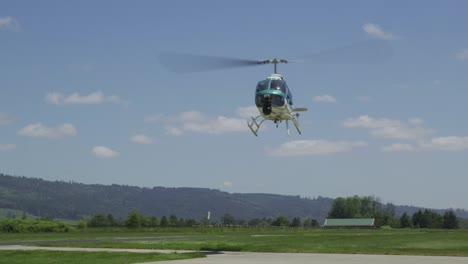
[254,74,294,121]
[247,73,307,136]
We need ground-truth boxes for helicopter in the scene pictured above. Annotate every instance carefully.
[158,40,391,137]
[248,58,307,136]
[158,54,308,136]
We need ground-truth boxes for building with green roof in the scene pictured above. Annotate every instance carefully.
[323,218,375,229]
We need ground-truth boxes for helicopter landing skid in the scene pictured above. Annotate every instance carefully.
[292,116,301,135]
[247,115,266,137]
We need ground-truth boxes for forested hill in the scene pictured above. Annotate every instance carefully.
[2,173,467,222]
[0,173,333,222]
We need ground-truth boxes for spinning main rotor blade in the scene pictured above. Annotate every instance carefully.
[158,40,392,73]
[158,53,261,73]
[302,40,392,64]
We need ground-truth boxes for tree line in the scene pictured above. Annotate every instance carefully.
[86,211,320,228]
[328,195,459,229]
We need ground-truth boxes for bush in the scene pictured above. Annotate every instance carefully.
[77,220,88,230]
[0,219,74,233]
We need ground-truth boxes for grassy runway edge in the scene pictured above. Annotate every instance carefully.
[18,228,468,257]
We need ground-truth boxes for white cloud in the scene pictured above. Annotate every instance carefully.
[144,114,165,123]
[408,118,424,126]
[0,144,16,151]
[131,134,154,144]
[92,146,119,158]
[382,143,415,152]
[0,112,14,125]
[267,140,367,157]
[45,91,127,105]
[237,106,259,119]
[343,115,434,140]
[18,122,77,139]
[455,49,468,61]
[313,94,336,103]
[421,136,468,151]
[0,17,20,32]
[151,107,257,135]
[223,181,233,188]
[363,23,397,40]
[165,126,184,136]
[182,116,246,134]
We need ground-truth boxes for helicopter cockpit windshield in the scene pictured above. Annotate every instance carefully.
[269,80,287,93]
[255,79,288,108]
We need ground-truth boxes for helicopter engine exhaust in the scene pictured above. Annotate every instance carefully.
[262,94,272,115]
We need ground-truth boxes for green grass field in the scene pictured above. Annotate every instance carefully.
[0,250,204,264]
[14,228,468,257]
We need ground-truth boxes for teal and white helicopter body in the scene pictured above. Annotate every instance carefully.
[247,59,307,136]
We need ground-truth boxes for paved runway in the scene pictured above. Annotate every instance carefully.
[1,245,467,264]
[153,251,468,264]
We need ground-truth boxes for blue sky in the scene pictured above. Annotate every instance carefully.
[1,1,468,210]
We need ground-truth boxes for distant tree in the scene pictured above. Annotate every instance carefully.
[271,216,289,227]
[107,214,116,227]
[310,219,319,227]
[148,216,160,227]
[248,218,262,226]
[400,213,413,228]
[125,211,142,228]
[443,211,459,229]
[221,213,237,225]
[77,220,87,229]
[160,216,169,227]
[177,218,187,227]
[412,210,423,228]
[185,219,198,227]
[413,209,443,228]
[88,214,109,227]
[21,211,27,220]
[290,217,301,227]
[303,218,311,227]
[169,214,178,226]
[423,209,443,228]
[328,197,348,218]
[328,196,379,218]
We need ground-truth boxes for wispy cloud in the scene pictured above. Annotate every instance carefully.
[343,115,434,140]
[223,181,233,188]
[421,136,468,151]
[0,112,14,125]
[18,122,77,139]
[267,140,367,157]
[363,23,398,40]
[313,94,336,103]
[45,91,127,105]
[381,143,415,152]
[0,17,20,32]
[383,137,468,153]
[92,146,119,158]
[130,134,154,144]
[147,106,257,135]
[0,144,16,151]
[455,49,468,61]
[236,106,259,119]
[344,115,468,153]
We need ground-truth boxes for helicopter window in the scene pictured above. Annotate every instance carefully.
[255,94,285,107]
[270,80,287,93]
[256,80,268,92]
[271,94,285,106]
